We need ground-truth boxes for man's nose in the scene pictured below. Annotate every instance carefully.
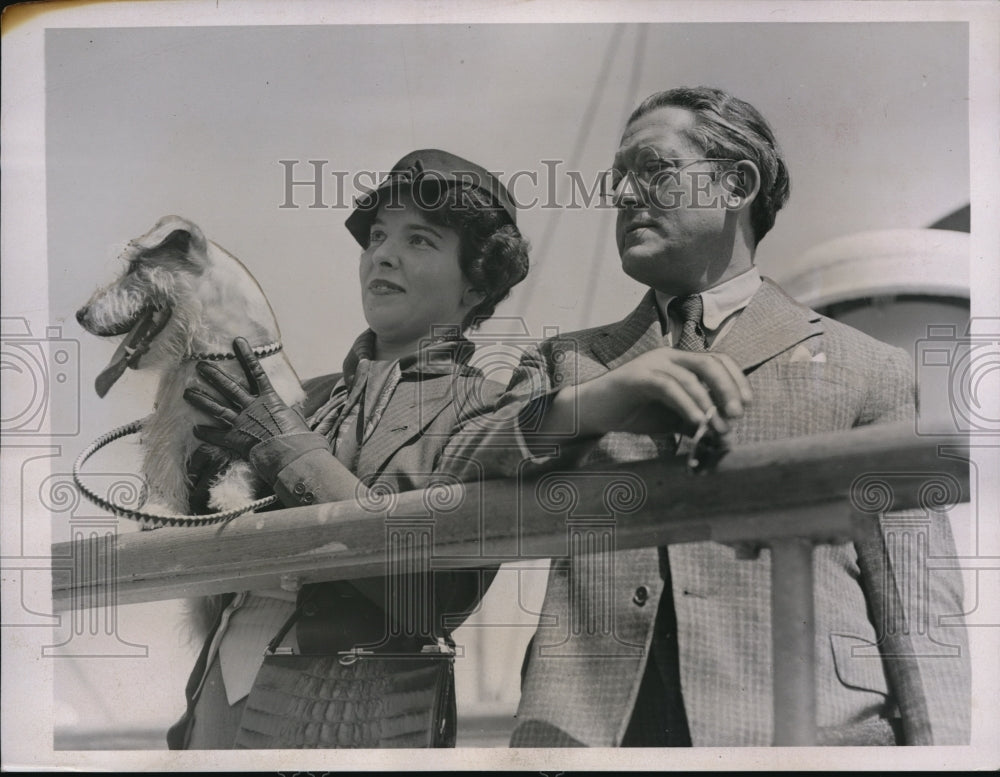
[614,178,646,209]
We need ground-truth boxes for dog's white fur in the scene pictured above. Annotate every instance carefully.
[77,215,305,636]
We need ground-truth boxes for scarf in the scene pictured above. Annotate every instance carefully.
[307,329,476,459]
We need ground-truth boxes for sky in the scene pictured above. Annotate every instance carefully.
[43,21,972,382]
[2,1,998,771]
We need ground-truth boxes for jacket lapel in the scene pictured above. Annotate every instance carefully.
[354,374,455,477]
[588,289,665,370]
[351,281,821,475]
[714,277,824,372]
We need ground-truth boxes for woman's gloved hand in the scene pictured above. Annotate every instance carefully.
[183,337,329,486]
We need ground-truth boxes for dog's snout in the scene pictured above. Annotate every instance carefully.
[76,306,89,325]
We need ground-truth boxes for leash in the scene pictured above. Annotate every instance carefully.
[75,341,285,528]
[184,341,282,362]
[73,418,278,527]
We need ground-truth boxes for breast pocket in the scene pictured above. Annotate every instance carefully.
[759,362,863,436]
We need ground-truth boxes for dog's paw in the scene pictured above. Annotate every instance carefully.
[207,460,261,512]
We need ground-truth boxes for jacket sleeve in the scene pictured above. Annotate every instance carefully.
[257,373,367,509]
[438,343,588,484]
[853,345,971,744]
[280,371,507,636]
[266,443,362,508]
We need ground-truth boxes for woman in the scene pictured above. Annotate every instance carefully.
[168,149,530,749]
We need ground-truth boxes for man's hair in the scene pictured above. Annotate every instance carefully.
[628,86,791,246]
[362,184,530,330]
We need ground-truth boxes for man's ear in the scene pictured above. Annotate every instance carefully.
[723,160,761,210]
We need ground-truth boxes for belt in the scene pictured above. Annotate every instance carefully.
[266,581,445,658]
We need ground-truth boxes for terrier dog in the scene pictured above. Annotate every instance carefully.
[77,215,306,633]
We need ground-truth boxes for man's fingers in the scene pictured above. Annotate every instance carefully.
[714,352,753,405]
[233,337,274,396]
[194,361,255,408]
[672,352,748,420]
[184,387,239,425]
[648,372,728,435]
[651,366,715,414]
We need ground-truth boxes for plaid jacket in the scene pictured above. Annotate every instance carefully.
[169,335,505,749]
[285,334,506,637]
[471,279,970,746]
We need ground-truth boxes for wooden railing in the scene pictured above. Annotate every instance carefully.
[52,421,970,745]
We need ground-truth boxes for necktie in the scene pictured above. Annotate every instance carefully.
[672,294,707,352]
[627,293,700,745]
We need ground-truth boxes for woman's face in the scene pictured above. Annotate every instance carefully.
[359,189,483,358]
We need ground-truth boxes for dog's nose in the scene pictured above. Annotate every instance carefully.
[76,306,88,325]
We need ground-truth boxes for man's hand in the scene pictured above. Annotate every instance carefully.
[183,337,312,462]
[540,347,752,440]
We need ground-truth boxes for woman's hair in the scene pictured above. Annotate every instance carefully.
[367,182,531,330]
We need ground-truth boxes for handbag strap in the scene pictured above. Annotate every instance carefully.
[264,587,320,656]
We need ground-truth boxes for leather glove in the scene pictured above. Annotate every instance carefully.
[183,337,329,486]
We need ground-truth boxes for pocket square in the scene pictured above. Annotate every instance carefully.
[787,344,828,363]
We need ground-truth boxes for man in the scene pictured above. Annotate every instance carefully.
[463,87,970,746]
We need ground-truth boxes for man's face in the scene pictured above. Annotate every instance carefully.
[613,105,745,296]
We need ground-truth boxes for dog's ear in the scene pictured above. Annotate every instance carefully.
[133,215,208,265]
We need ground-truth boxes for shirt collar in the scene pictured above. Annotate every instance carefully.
[654,267,762,333]
[341,329,474,386]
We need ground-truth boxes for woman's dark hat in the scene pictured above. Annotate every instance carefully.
[345,149,517,246]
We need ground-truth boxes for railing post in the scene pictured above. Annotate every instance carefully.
[770,536,817,746]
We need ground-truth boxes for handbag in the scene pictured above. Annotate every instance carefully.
[233,649,455,748]
[232,581,457,749]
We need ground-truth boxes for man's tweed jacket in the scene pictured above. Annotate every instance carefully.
[475,279,970,747]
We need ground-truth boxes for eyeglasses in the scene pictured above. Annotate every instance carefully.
[599,154,738,207]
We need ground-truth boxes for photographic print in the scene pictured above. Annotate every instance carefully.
[2,0,998,771]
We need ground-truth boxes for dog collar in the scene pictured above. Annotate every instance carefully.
[184,341,284,362]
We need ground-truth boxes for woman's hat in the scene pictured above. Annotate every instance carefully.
[345,149,517,246]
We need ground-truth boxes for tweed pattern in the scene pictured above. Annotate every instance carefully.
[295,358,508,641]
[172,339,507,750]
[496,280,969,746]
[672,295,707,352]
[298,340,506,495]
[289,356,507,630]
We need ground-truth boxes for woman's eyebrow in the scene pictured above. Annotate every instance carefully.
[370,218,445,240]
[406,223,445,240]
